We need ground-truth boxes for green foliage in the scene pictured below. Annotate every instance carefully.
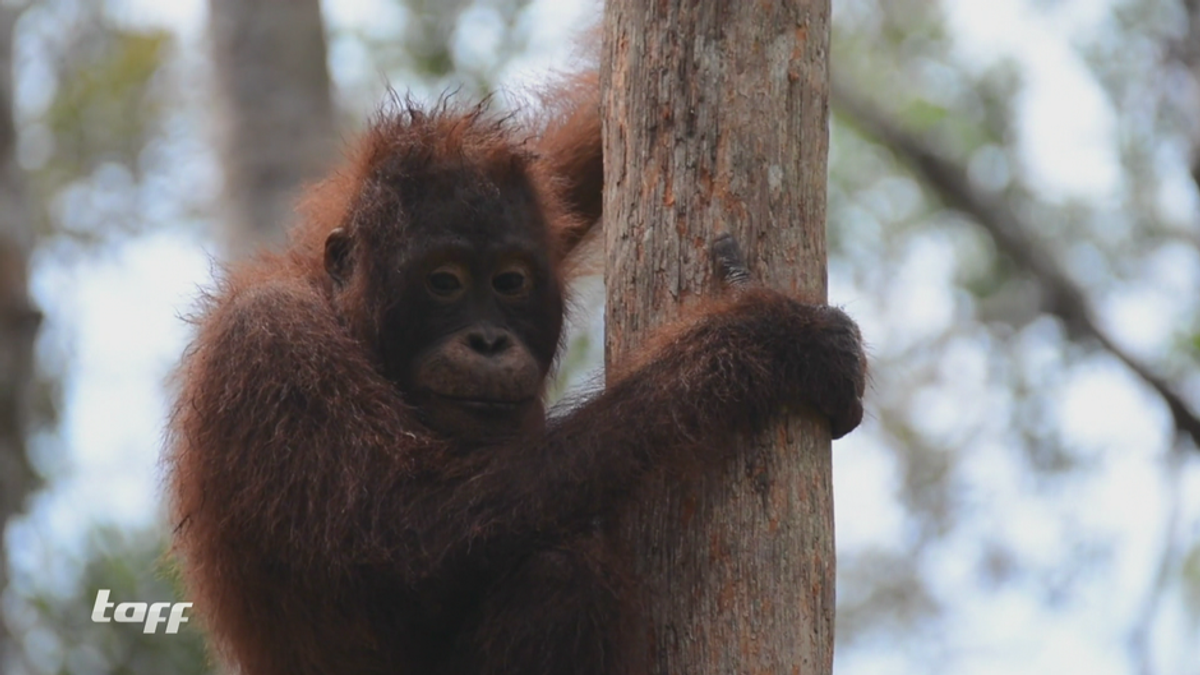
[898,99,948,131]
[1184,543,1200,622]
[14,0,176,245]
[40,28,169,189]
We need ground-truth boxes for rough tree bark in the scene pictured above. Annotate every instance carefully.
[602,2,834,673]
[209,0,337,257]
[0,5,42,669]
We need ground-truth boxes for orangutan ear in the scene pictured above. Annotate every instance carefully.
[324,228,353,286]
[533,71,603,260]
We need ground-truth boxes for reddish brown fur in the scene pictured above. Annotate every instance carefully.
[167,73,864,675]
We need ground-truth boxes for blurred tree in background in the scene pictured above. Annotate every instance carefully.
[208,0,335,256]
[0,0,1196,674]
[0,4,42,671]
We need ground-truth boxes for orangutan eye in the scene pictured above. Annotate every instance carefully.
[427,266,466,298]
[493,272,526,294]
[492,263,531,297]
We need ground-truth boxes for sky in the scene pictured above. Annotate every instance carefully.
[6,0,1199,674]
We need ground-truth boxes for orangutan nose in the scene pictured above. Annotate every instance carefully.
[465,326,511,356]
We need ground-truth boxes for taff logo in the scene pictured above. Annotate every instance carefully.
[91,590,193,634]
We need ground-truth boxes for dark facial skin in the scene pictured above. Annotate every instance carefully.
[397,241,561,442]
[324,185,564,445]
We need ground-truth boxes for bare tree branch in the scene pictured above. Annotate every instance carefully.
[832,77,1200,450]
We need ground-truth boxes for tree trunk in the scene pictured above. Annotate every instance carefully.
[0,5,42,669]
[601,2,834,673]
[209,0,337,257]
